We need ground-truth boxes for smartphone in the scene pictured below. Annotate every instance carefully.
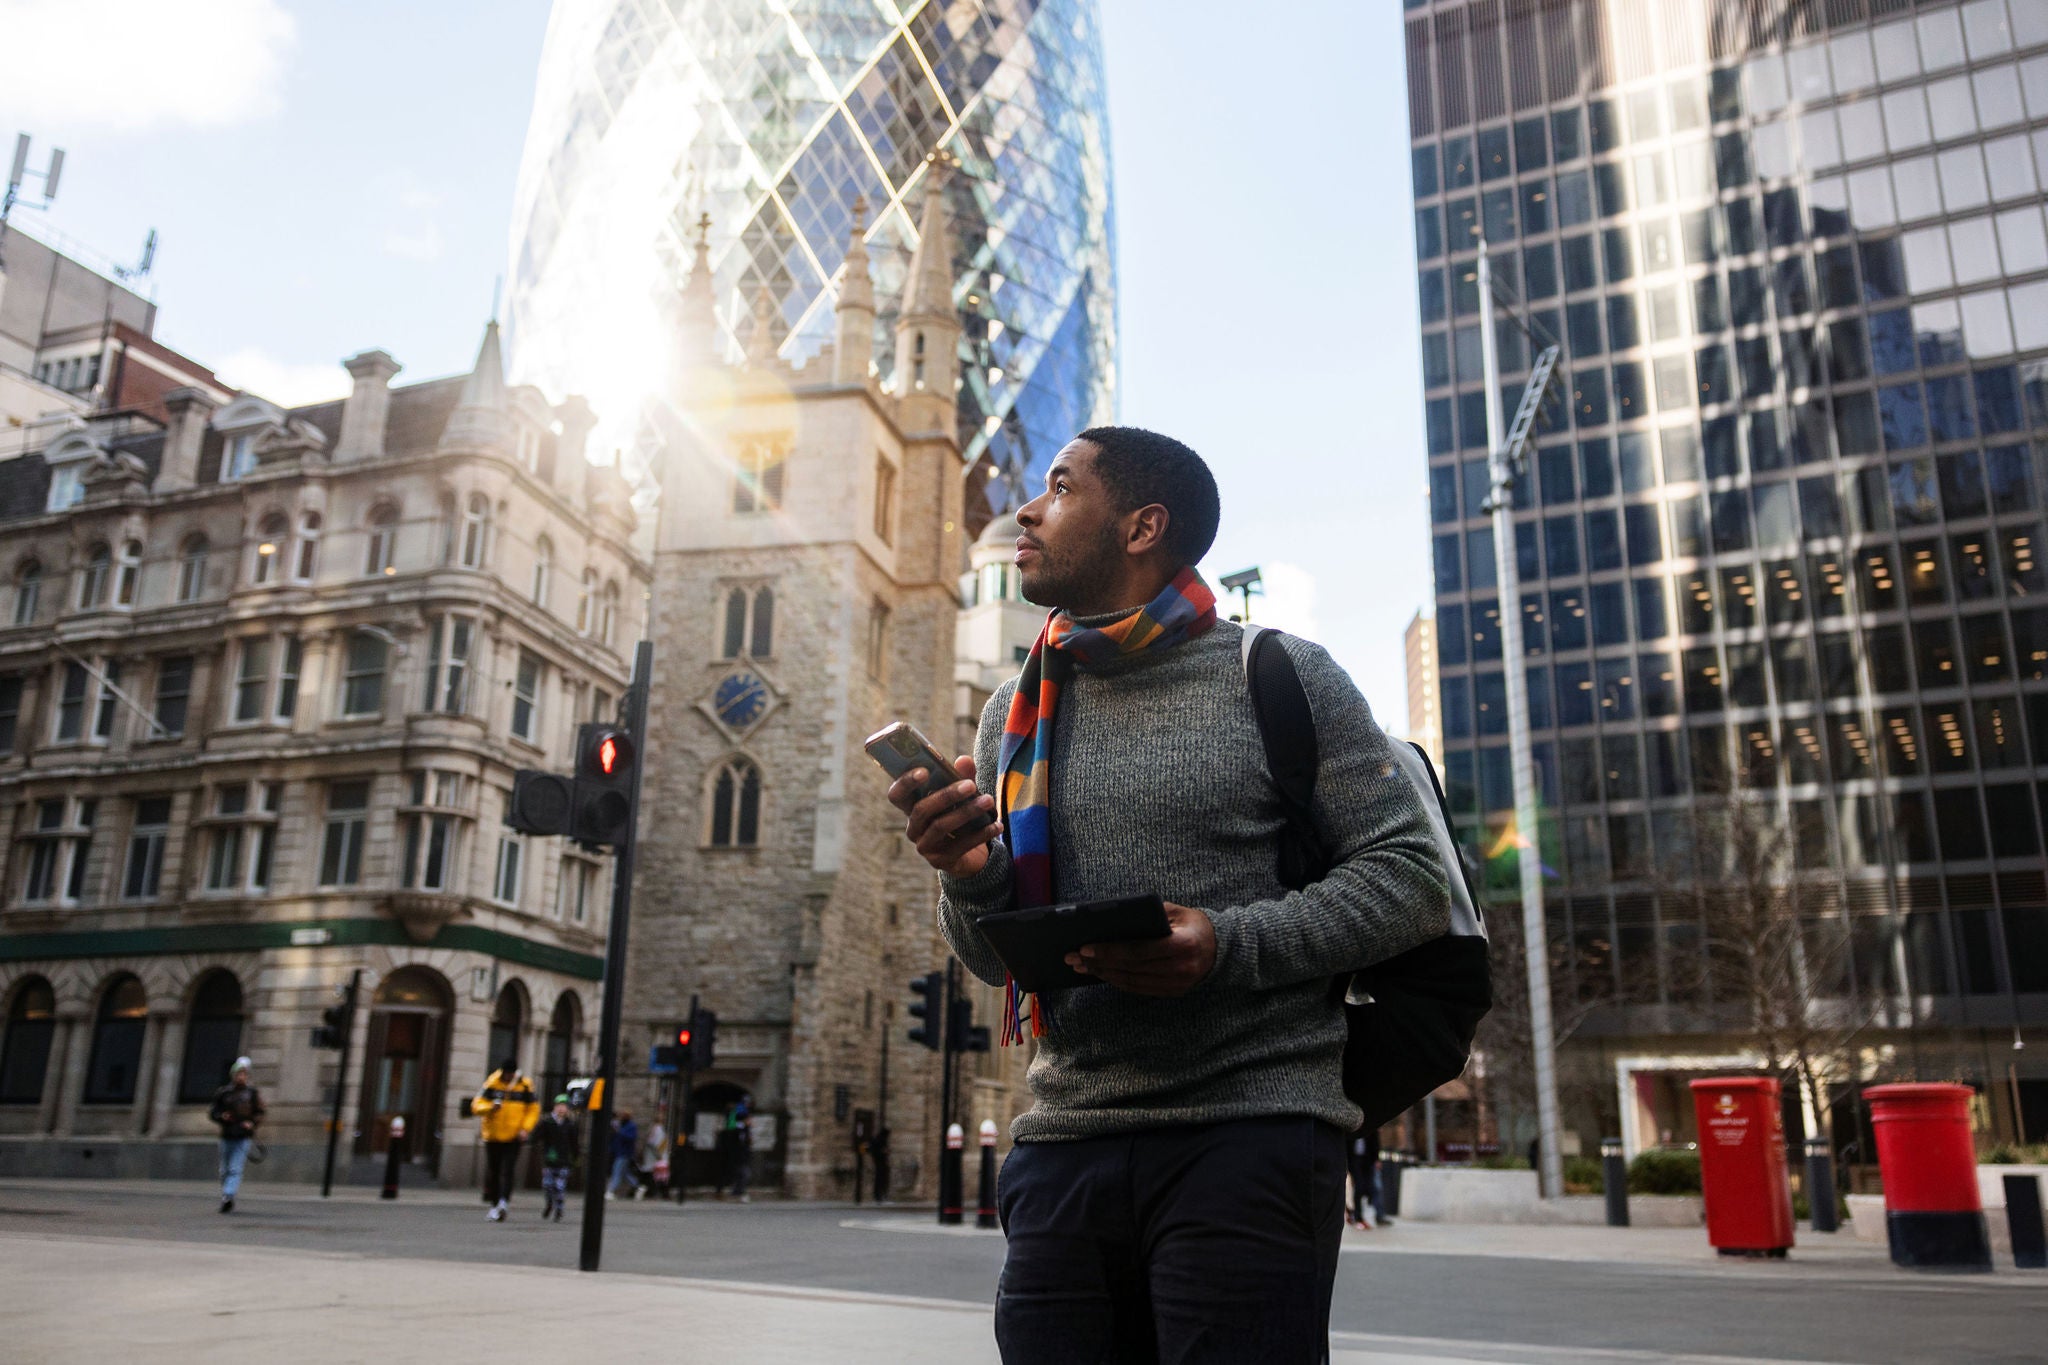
[864,721,993,832]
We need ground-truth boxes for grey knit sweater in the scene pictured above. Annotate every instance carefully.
[937,616,1451,1142]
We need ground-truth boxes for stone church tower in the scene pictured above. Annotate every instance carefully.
[629,160,980,1198]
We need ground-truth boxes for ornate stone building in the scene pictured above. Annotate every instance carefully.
[0,321,648,1186]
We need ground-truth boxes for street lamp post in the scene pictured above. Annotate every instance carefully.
[1476,239,1566,1201]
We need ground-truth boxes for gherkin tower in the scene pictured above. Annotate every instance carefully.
[505,0,1117,515]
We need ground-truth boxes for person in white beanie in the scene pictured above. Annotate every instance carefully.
[207,1058,265,1213]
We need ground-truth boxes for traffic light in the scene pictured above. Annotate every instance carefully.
[950,996,990,1054]
[907,972,944,1051]
[688,1007,718,1070]
[572,723,635,847]
[506,768,575,836]
[310,1001,351,1050]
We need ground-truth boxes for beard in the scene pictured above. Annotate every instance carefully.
[1019,518,1125,611]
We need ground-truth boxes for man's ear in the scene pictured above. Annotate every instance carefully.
[1124,503,1170,557]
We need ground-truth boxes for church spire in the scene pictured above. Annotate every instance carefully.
[679,212,718,369]
[834,195,875,386]
[893,149,963,410]
[439,317,510,450]
[901,151,956,323]
[745,283,780,368]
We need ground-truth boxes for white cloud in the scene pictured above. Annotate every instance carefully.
[212,348,347,407]
[1244,561,1320,640]
[0,0,295,133]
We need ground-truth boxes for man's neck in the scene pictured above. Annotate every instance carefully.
[1061,565,1178,619]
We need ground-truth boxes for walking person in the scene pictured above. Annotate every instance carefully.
[207,1057,265,1214]
[534,1095,580,1223]
[723,1098,753,1202]
[605,1109,639,1200]
[1347,1128,1380,1229]
[472,1057,539,1222]
[635,1118,668,1199]
[889,427,1449,1362]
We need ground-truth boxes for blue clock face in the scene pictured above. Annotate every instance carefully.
[713,671,769,730]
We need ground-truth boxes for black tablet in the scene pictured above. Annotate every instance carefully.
[976,893,1170,993]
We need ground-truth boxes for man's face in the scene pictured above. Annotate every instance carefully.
[554,1103,570,1120]
[233,1068,250,1085]
[1013,440,1126,610]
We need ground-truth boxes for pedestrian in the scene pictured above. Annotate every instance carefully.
[207,1057,265,1214]
[636,1118,668,1199]
[890,427,1449,1362]
[723,1098,753,1202]
[605,1108,639,1200]
[472,1056,539,1222]
[534,1094,580,1223]
[1348,1128,1380,1229]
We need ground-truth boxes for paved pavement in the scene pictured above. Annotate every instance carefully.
[2,1180,2044,1363]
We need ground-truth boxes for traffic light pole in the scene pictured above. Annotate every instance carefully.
[319,969,361,1199]
[580,640,652,1272]
[675,991,698,1208]
[935,961,958,1223]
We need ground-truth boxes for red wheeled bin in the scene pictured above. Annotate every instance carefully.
[1864,1082,1992,1272]
[1689,1077,1796,1257]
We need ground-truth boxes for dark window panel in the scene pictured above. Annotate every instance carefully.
[1561,234,1598,293]
[1695,345,1732,405]
[1869,308,1915,376]
[1419,268,1448,323]
[1984,445,2033,514]
[1567,300,1603,357]
[1917,620,1962,691]
[1468,529,1499,591]
[1430,463,1459,524]
[1963,614,2012,684]
[1669,494,1706,557]
[1556,660,1594,726]
[1473,599,1503,660]
[1690,722,1730,791]
[1544,515,1582,576]
[1591,582,1629,646]
[1483,187,1517,243]
[1434,533,1463,593]
[1550,587,1588,650]
[1633,577,1670,638]
[1950,533,1997,602]
[1869,623,1912,693]
[1807,552,1849,618]
[1934,786,1986,858]
[1423,332,1451,389]
[1710,489,1751,553]
[1833,391,1879,457]
[1439,603,1469,666]
[1729,267,1766,326]
[1551,107,1583,161]
[1602,227,1635,284]
[1720,566,1759,629]
[1625,504,1664,565]
[1715,132,1752,189]
[1859,238,1908,302]
[1589,98,1621,154]
[1445,135,1475,190]
[1827,318,1869,383]
[1516,520,1541,579]
[1524,242,1559,299]
[1725,198,1759,255]
[1938,450,1987,519]
[1974,367,2024,436]
[1514,115,1548,171]
[1702,415,1740,477]
[1413,145,1440,199]
[1476,670,1508,735]
[1595,161,1629,216]
[1539,446,1577,505]
[1555,169,1593,227]
[1459,390,1490,449]
[1817,633,1858,699]
[1693,274,1727,332]
[1641,654,1679,717]
[1606,295,1641,351]
[1415,206,1445,260]
[1684,646,1723,713]
[1427,397,1455,454]
[1443,674,1473,739]
[1772,636,1814,702]
[1613,361,1648,422]
[1479,126,1512,182]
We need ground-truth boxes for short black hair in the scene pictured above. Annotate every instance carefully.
[1075,426,1221,567]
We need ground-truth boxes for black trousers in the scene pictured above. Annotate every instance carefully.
[995,1115,1346,1364]
[483,1140,522,1205]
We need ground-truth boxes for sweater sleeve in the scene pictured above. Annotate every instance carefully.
[1203,637,1450,993]
[936,682,1019,987]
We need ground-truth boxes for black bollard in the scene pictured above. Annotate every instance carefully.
[976,1120,999,1229]
[1379,1155,1403,1219]
[381,1117,406,1200]
[2007,1173,2046,1270]
[1602,1138,1629,1227]
[1806,1139,1839,1233]
[939,1123,964,1226]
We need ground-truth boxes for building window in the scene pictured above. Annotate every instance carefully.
[176,972,244,1104]
[52,662,88,741]
[152,656,192,737]
[122,796,171,899]
[0,673,22,752]
[911,330,928,388]
[275,637,302,722]
[77,543,111,609]
[13,560,41,625]
[400,771,467,893]
[91,662,123,741]
[249,782,281,890]
[292,511,322,583]
[720,585,774,659]
[82,975,148,1105]
[22,797,95,904]
[423,615,473,715]
[873,453,897,544]
[46,462,85,511]
[114,541,142,607]
[493,825,523,906]
[340,630,388,717]
[532,536,552,608]
[732,437,787,513]
[0,977,57,1105]
[204,784,250,892]
[511,650,542,742]
[177,535,208,602]
[576,568,595,634]
[365,503,399,576]
[867,599,890,678]
[233,639,272,724]
[220,433,257,483]
[318,780,371,886]
[590,687,613,724]
[708,757,762,848]
[599,581,619,647]
[517,424,542,474]
[460,493,490,568]
[251,512,288,586]
[557,856,596,923]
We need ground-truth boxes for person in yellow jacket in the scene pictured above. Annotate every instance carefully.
[474,1057,540,1222]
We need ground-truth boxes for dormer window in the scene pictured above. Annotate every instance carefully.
[292,512,322,583]
[77,544,111,610]
[47,464,85,512]
[251,512,288,587]
[460,494,490,569]
[221,433,257,483]
[115,541,142,608]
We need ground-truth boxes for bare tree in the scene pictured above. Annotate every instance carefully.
[1473,894,1612,1156]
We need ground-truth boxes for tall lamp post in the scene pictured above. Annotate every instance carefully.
[1220,566,1263,623]
[1476,239,1566,1200]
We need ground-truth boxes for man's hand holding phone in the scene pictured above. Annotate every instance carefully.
[887,755,1003,878]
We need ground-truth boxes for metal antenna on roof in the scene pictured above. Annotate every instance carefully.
[491,275,503,323]
[1,132,66,268]
[114,228,157,283]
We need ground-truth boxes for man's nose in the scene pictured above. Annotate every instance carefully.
[1016,494,1043,526]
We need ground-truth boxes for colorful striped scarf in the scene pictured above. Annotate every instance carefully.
[995,566,1219,1043]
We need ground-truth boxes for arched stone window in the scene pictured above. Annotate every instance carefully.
[83,974,148,1104]
[460,493,490,569]
[177,970,244,1103]
[14,559,41,625]
[177,535,209,603]
[542,993,580,1102]
[292,511,322,583]
[576,568,596,635]
[0,976,57,1105]
[78,542,111,609]
[532,536,553,608]
[115,540,143,607]
[487,981,527,1072]
[599,580,619,646]
[719,585,774,659]
[251,513,288,586]
[708,756,762,848]
[365,503,399,576]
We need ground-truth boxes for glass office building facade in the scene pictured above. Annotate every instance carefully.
[506,0,1116,510]
[1407,0,2048,1115]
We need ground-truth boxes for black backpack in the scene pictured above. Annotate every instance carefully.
[1241,627,1492,1131]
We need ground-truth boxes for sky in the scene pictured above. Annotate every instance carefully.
[0,0,1431,722]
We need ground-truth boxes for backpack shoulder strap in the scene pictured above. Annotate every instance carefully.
[1240,625,1317,816]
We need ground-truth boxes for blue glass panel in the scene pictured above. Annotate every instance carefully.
[1439,604,1468,666]
[1524,242,1559,299]
[1430,463,1458,523]
[1555,661,1595,726]
[1550,588,1588,650]
[1480,747,1514,813]
[1924,376,1975,443]
[1527,668,1552,729]
[1619,432,1657,493]
[1860,238,1908,301]
[1423,332,1451,388]
[1974,367,2023,436]
[1985,445,2034,513]
[1514,116,1548,171]
[1710,490,1751,552]
[1579,437,1615,497]
[1445,135,1475,190]
[1483,188,1517,243]
[1476,672,1508,735]
[1544,515,1581,576]
[1434,533,1463,592]
[1413,145,1440,198]
[1463,458,1491,515]
[1419,268,1447,324]
[1633,578,1669,638]
[1517,521,1541,579]
[1880,383,1927,450]
[1443,675,1473,739]
[1834,392,1879,457]
[1551,108,1583,161]
[1555,170,1593,228]
[1625,504,1664,564]
[1745,412,1783,472]
[1415,206,1444,261]
[1444,749,1476,815]
[1591,583,1629,646]
[1585,509,1623,570]
[1520,180,1552,234]
[1459,391,1490,450]
[1479,127,1511,182]
[1938,451,1986,519]
[1799,476,1843,538]
[1472,600,1502,660]
[1426,397,1454,454]
[1889,459,1939,526]
[1467,529,1499,590]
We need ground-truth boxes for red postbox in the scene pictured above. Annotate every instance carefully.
[1863,1082,1991,1272]
[1689,1077,1795,1256]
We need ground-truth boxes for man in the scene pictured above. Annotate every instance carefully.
[605,1108,639,1200]
[534,1095,580,1222]
[890,427,1448,1361]
[207,1057,265,1214]
[721,1097,753,1203]
[472,1057,539,1222]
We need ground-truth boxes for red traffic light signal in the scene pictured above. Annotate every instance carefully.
[597,734,623,774]
[579,726,634,780]
[677,1027,693,1048]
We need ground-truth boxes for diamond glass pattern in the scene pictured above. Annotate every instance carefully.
[506,0,1115,511]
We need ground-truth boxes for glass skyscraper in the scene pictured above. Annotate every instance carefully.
[505,0,1116,511]
[1406,0,2047,1143]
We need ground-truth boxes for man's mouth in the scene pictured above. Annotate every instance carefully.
[1015,537,1041,564]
